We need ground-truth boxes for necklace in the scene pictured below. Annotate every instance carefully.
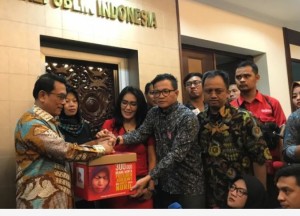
[123,124,136,132]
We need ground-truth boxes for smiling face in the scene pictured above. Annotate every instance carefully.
[121,93,138,121]
[39,81,66,116]
[227,179,248,208]
[63,92,78,116]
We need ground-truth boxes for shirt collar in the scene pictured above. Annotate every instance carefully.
[159,101,179,115]
[33,105,57,124]
[237,90,263,104]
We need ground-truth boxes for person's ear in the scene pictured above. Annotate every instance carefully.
[38,90,47,103]
[255,74,260,81]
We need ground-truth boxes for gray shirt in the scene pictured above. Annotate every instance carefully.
[123,102,205,195]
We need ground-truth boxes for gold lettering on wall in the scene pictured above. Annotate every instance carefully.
[22,0,157,28]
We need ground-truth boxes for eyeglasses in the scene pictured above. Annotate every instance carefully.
[153,89,176,97]
[229,184,248,197]
[185,80,202,87]
[121,100,137,107]
[49,92,67,101]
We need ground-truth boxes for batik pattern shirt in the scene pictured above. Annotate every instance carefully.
[283,108,300,162]
[15,105,105,209]
[123,102,205,195]
[198,104,271,208]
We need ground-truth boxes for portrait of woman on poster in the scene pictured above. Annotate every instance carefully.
[91,166,110,194]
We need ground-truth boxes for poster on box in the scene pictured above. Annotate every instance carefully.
[74,162,136,201]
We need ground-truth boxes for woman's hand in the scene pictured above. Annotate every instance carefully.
[96,129,115,139]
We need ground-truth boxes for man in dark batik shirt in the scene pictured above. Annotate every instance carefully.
[98,73,205,208]
[198,70,271,208]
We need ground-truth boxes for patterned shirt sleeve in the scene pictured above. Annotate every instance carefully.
[241,111,272,164]
[16,118,104,163]
[283,111,300,162]
[149,111,199,179]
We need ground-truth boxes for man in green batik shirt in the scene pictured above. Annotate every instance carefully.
[198,70,272,208]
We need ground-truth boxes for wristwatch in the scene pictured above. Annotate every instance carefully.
[147,187,156,195]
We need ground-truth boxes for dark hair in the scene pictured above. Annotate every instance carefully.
[236,60,259,75]
[151,73,178,90]
[59,85,81,121]
[183,72,203,87]
[113,86,148,131]
[229,174,268,209]
[91,166,110,192]
[144,82,153,94]
[202,70,230,89]
[275,164,300,186]
[291,81,300,94]
[33,73,67,99]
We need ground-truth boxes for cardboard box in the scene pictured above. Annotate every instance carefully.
[73,152,137,201]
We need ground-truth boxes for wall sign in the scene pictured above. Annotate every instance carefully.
[23,0,157,28]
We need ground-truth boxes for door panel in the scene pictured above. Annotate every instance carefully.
[181,48,215,104]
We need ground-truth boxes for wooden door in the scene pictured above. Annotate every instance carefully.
[181,48,215,104]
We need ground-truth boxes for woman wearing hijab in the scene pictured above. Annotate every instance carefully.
[227,174,269,209]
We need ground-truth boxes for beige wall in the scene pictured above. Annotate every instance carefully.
[179,0,291,117]
[0,0,179,208]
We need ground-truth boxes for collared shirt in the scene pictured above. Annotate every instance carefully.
[15,105,104,208]
[283,109,300,162]
[231,91,286,161]
[184,101,206,116]
[198,104,271,208]
[231,90,286,126]
[123,102,205,195]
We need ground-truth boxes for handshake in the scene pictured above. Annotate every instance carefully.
[95,129,123,147]
[83,129,122,155]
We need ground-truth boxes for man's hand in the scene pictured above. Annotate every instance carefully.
[96,129,115,139]
[96,129,118,145]
[95,138,115,154]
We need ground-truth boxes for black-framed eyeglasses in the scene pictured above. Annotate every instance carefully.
[153,89,176,97]
[229,184,248,197]
[49,92,67,101]
[185,80,202,87]
[121,100,137,107]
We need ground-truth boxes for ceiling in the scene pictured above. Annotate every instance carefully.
[196,0,300,32]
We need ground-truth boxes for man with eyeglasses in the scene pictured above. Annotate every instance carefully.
[198,70,271,208]
[183,72,205,115]
[144,82,157,110]
[15,73,114,208]
[98,73,205,208]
